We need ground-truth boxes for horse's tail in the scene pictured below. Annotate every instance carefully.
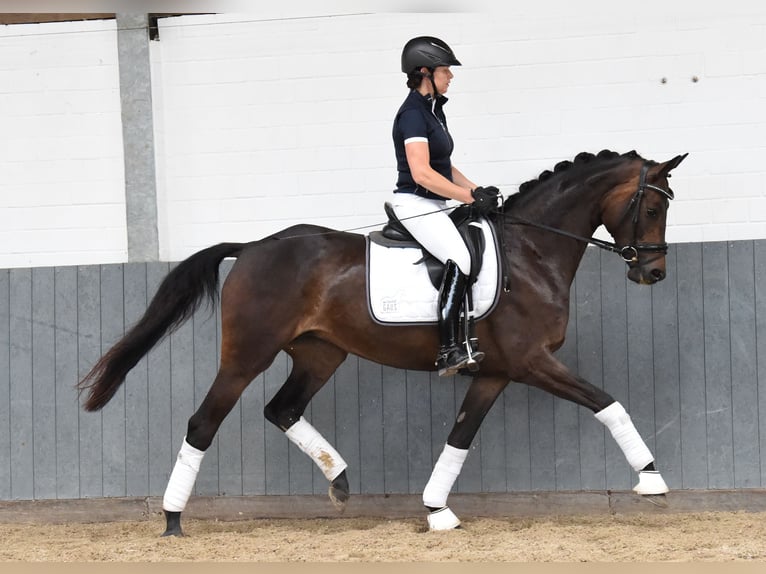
[78,242,245,411]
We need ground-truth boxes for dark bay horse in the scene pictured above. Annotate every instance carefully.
[79,149,687,535]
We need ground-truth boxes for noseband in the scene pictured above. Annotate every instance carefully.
[503,162,674,265]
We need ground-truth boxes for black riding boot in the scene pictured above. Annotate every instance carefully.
[436,260,472,377]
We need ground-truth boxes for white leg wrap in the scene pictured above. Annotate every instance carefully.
[422,444,468,509]
[285,417,348,481]
[595,402,654,472]
[162,437,205,512]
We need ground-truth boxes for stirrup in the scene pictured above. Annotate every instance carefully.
[464,337,484,372]
[436,347,470,377]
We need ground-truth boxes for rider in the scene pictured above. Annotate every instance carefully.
[391,36,501,377]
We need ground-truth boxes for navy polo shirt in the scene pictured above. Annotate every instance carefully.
[392,90,454,200]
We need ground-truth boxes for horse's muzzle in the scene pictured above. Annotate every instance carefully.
[627,264,666,285]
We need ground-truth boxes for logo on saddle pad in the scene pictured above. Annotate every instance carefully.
[366,218,501,325]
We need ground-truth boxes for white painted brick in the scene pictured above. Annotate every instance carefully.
[4,8,766,267]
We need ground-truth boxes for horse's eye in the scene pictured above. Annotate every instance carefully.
[647,208,658,218]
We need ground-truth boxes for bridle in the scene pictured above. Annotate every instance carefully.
[502,162,674,265]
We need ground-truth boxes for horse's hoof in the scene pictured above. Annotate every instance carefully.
[426,506,461,531]
[329,470,350,512]
[642,493,669,508]
[161,510,184,537]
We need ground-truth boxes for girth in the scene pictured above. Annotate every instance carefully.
[368,202,487,290]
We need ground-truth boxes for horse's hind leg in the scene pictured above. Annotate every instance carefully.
[161,354,278,537]
[263,336,351,509]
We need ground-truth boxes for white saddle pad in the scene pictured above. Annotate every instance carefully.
[366,219,501,325]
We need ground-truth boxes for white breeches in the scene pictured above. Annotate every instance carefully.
[391,193,472,276]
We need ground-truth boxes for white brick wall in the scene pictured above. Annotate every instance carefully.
[1,6,765,267]
[0,19,126,268]
[151,8,766,260]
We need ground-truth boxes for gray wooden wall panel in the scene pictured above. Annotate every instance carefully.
[146,262,172,497]
[124,263,149,496]
[381,366,407,494]
[728,242,760,488]
[702,243,735,488]
[10,269,33,500]
[651,247,683,489]
[32,268,56,499]
[77,266,102,498]
[574,248,606,491]
[55,267,80,499]
[675,242,708,488]
[0,269,11,500]
[600,250,632,490]
[756,241,766,486]
[101,264,126,497]
[2,240,766,502]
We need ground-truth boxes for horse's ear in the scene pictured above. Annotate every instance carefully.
[655,153,689,178]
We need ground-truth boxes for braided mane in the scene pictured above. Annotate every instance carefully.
[515,149,647,195]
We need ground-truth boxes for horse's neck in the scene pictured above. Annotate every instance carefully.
[506,178,610,284]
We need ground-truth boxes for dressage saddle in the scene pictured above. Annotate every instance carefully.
[368,202,488,289]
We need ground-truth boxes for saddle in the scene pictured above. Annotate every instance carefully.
[368,202,488,290]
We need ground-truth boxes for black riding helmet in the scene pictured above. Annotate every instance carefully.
[401,36,461,73]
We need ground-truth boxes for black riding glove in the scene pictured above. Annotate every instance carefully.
[471,186,501,215]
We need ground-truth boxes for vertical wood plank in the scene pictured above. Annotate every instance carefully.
[651,246,682,488]
[0,269,11,499]
[310,364,336,495]
[100,264,126,497]
[77,266,102,497]
[334,356,360,495]
[241,370,266,495]
[755,240,766,487]
[552,274,582,490]
[284,350,312,496]
[599,250,632,489]
[263,352,289,495]
[382,365,408,493]
[192,304,220,495]
[55,267,80,499]
[528,386,556,491]
[675,243,708,488]
[453,376,480,493]
[168,263,196,491]
[123,263,149,496]
[478,382,506,493]
[625,275,657,476]
[504,382,531,491]
[406,370,432,494]
[10,269,33,499]
[32,268,56,499]
[703,242,735,488]
[147,262,172,496]
[728,241,760,487]
[429,372,455,487]
[575,248,607,490]
[358,358,384,494]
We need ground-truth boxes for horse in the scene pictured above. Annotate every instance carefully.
[78,149,688,535]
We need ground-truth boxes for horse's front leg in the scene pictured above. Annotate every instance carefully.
[524,350,669,498]
[423,375,508,531]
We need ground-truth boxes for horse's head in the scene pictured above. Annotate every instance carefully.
[601,153,688,284]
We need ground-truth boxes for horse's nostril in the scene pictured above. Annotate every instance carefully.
[651,268,666,281]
